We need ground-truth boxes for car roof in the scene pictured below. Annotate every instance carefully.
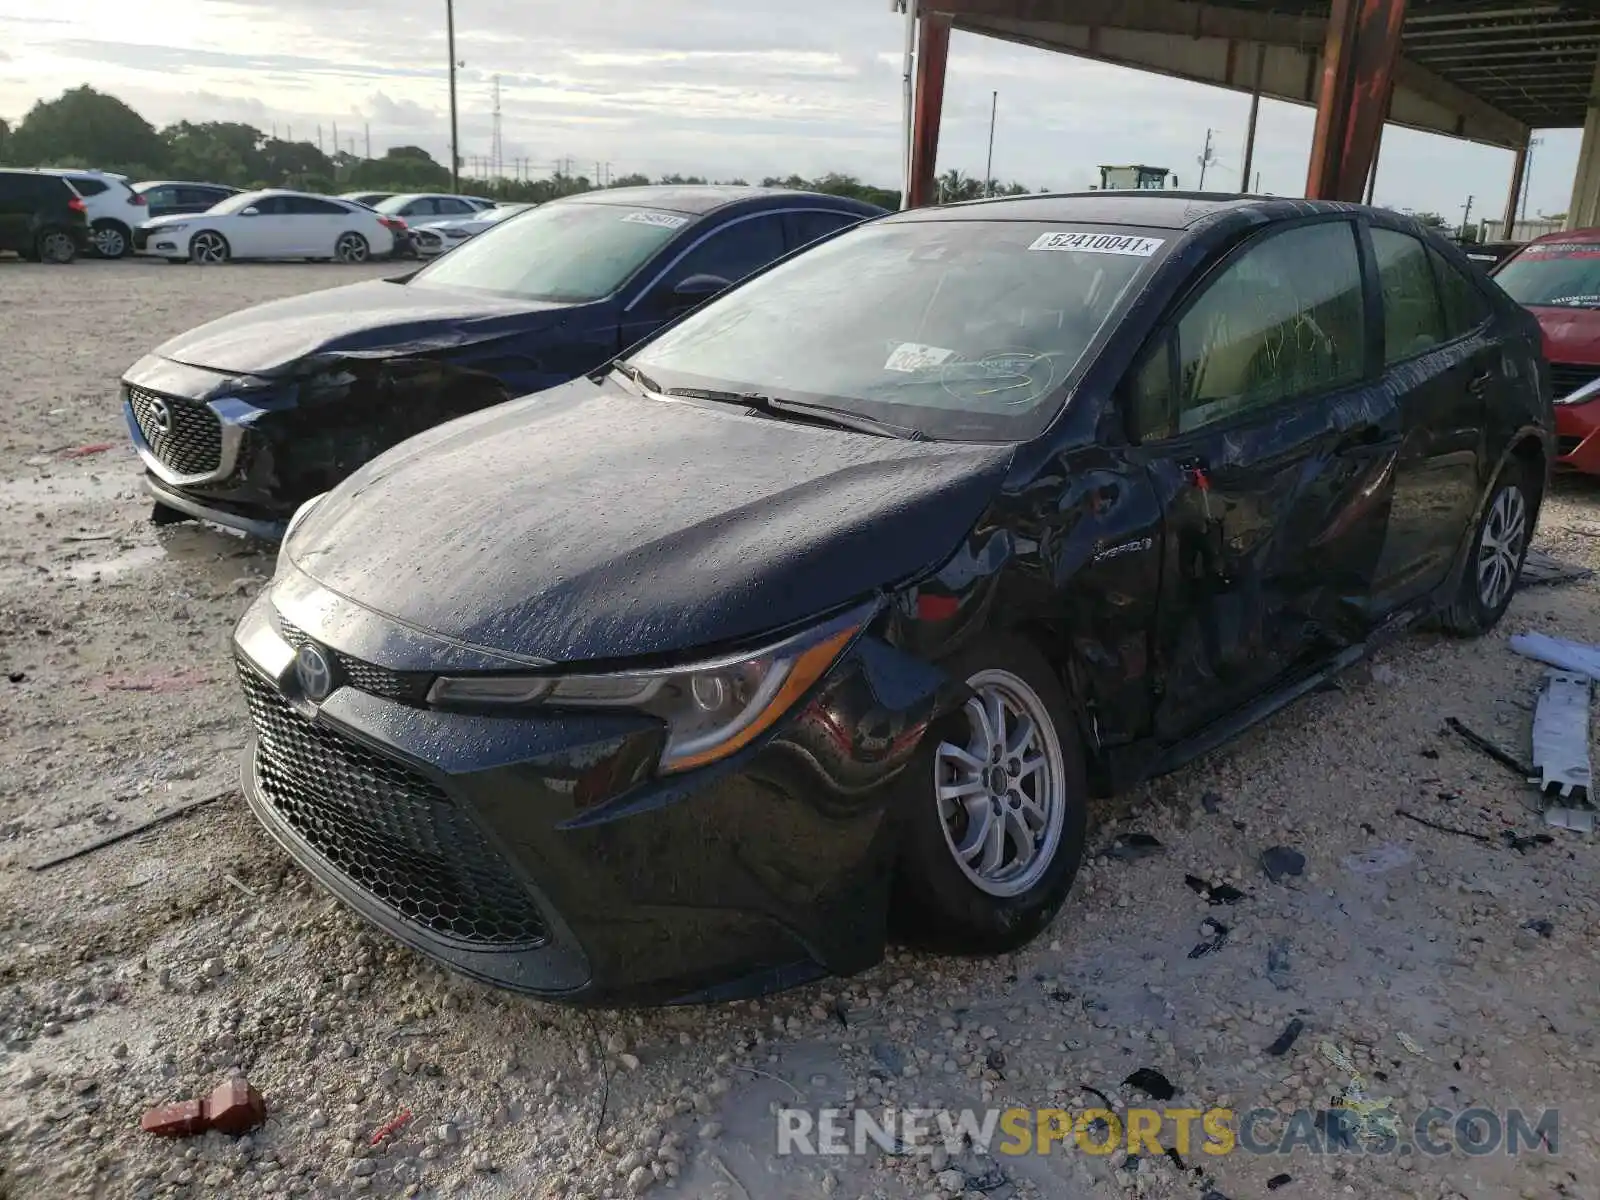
[561,184,881,216]
[1523,227,1600,246]
[132,180,237,190]
[35,167,127,179]
[882,190,1376,230]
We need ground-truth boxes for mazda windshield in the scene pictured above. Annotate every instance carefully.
[626,220,1168,441]
[409,199,692,303]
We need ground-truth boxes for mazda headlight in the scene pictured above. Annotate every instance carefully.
[427,604,872,772]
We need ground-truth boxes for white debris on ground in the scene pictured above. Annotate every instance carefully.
[3,261,1600,1200]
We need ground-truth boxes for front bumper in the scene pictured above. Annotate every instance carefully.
[1555,398,1600,475]
[230,582,946,1004]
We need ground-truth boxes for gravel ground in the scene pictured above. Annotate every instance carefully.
[3,258,1600,1200]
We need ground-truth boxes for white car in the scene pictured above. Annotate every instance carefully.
[410,203,533,257]
[136,189,398,264]
[37,168,148,258]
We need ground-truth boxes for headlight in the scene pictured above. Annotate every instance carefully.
[427,603,872,772]
[153,223,187,234]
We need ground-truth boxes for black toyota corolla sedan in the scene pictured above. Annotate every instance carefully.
[119,185,884,539]
[233,192,1552,1005]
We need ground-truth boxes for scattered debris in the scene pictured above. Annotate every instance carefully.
[7,671,25,684]
[1519,549,1593,588]
[61,443,114,458]
[1522,918,1555,939]
[1106,832,1164,861]
[1394,808,1495,846]
[1266,1018,1305,1057]
[98,668,214,694]
[1184,875,1246,905]
[1266,941,1292,991]
[223,873,258,900]
[963,1163,1008,1192]
[1200,791,1223,814]
[370,1109,413,1145]
[1396,1032,1425,1056]
[1266,1174,1292,1191]
[1370,663,1399,686]
[1319,1042,1357,1076]
[1532,671,1593,798]
[831,998,849,1029]
[1509,632,1600,683]
[1420,746,1439,759]
[1444,717,1534,778]
[29,789,235,871]
[60,531,117,543]
[1188,917,1229,959]
[1502,831,1554,854]
[1123,1068,1176,1101]
[1259,845,1306,883]
[1341,842,1412,875]
[140,1078,266,1138]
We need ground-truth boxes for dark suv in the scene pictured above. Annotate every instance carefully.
[0,170,90,263]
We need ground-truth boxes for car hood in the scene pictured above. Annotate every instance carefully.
[287,379,1014,663]
[140,212,194,229]
[1529,304,1600,366]
[152,279,580,376]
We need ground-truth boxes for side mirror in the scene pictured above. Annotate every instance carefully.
[240,206,260,216]
[670,273,732,307]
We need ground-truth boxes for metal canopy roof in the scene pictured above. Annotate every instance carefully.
[928,0,1600,147]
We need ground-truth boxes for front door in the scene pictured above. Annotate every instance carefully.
[1130,218,1399,741]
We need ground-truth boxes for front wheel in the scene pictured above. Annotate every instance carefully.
[1440,462,1535,636]
[190,231,230,265]
[892,634,1088,954]
[334,232,370,263]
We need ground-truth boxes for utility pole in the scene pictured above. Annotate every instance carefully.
[364,123,371,159]
[286,124,292,142]
[1460,194,1475,239]
[491,75,503,180]
[1197,128,1216,191]
[317,124,324,153]
[447,0,460,191]
[332,121,339,156]
[984,91,997,198]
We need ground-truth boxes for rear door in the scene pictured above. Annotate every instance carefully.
[0,174,26,251]
[1130,217,1399,740]
[1366,226,1493,608]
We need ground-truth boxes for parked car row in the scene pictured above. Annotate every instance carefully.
[120,188,1560,1005]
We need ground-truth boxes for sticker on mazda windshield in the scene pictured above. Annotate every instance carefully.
[884,342,956,372]
[1029,231,1165,256]
[622,211,689,229]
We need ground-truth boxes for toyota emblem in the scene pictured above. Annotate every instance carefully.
[295,642,337,702]
[148,397,173,436]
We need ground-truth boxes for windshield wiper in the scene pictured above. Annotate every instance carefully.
[662,387,924,440]
[597,360,662,394]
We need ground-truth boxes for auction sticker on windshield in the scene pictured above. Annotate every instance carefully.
[623,211,690,229]
[885,342,957,372]
[1029,231,1165,256]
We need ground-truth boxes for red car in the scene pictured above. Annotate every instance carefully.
[1494,230,1600,474]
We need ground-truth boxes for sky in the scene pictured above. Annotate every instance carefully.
[0,0,1584,221]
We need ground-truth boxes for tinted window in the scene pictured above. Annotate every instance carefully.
[663,215,786,287]
[1430,248,1492,334]
[252,196,289,215]
[786,209,861,250]
[70,176,109,196]
[209,191,270,216]
[628,219,1164,442]
[1129,342,1174,442]
[178,186,223,208]
[435,197,474,215]
[284,196,349,215]
[1174,221,1365,434]
[1372,228,1446,363]
[411,201,693,302]
[142,186,177,207]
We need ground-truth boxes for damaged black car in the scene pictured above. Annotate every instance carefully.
[234,193,1551,1004]
[120,185,884,539]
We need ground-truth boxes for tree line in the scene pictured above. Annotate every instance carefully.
[0,86,1039,209]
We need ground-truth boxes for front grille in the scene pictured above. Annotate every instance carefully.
[132,227,150,251]
[238,661,547,947]
[278,620,432,705]
[1549,362,1600,401]
[127,385,222,476]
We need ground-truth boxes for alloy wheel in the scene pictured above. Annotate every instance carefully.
[934,668,1067,898]
[40,232,76,263]
[191,233,227,265]
[93,225,126,258]
[1476,483,1527,611]
[336,233,369,263]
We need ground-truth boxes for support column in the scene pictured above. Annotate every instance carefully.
[1501,133,1530,240]
[908,12,951,209]
[1568,55,1600,230]
[1240,43,1265,193]
[1364,101,1387,205]
[1305,0,1408,202]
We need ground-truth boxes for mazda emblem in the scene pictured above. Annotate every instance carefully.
[148,397,173,437]
[295,642,336,702]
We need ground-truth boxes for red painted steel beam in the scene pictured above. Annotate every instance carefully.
[1305,0,1408,201]
[909,13,952,208]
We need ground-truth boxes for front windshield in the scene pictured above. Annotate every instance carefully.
[208,191,268,215]
[1495,241,1600,308]
[483,204,530,223]
[409,200,692,302]
[627,220,1166,441]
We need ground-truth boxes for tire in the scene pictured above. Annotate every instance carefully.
[91,220,131,259]
[190,231,230,265]
[1440,460,1536,636]
[334,232,370,263]
[36,228,77,264]
[891,633,1089,954]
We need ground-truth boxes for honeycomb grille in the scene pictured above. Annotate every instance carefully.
[127,385,223,476]
[238,661,547,947]
[278,620,432,705]
[1549,362,1600,401]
